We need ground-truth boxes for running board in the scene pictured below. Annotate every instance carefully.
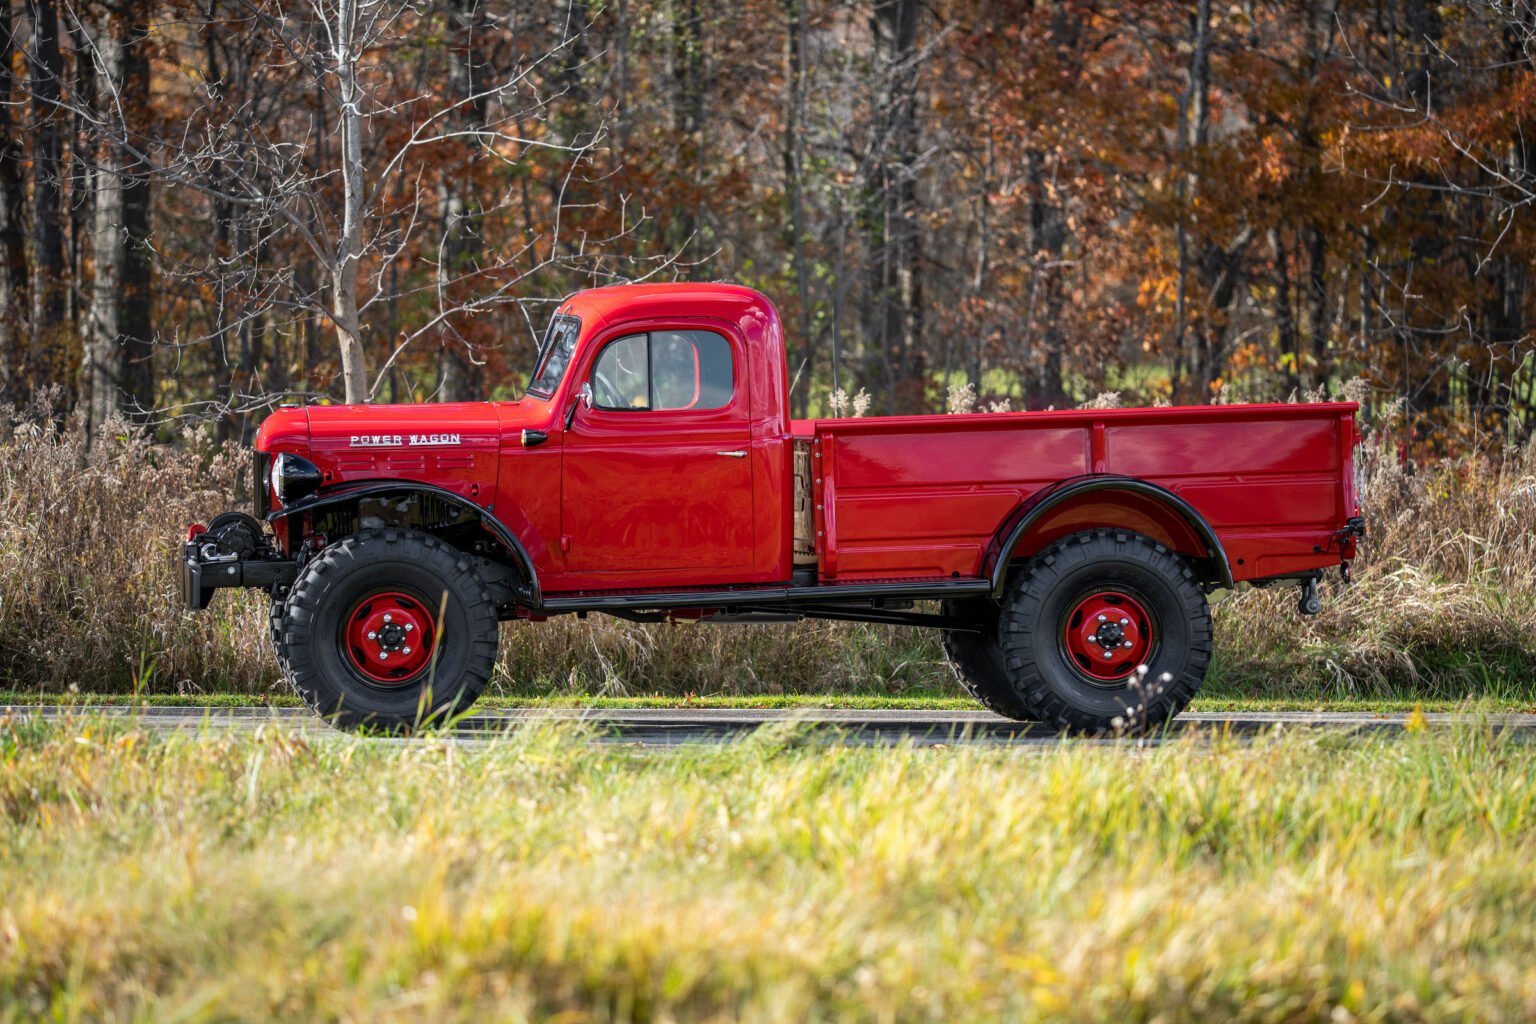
[538,577,992,614]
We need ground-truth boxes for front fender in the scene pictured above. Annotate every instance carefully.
[268,479,541,605]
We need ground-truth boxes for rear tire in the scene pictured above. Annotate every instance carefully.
[279,528,499,731]
[940,597,1031,720]
[997,529,1211,734]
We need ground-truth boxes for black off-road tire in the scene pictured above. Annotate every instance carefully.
[269,595,288,668]
[997,529,1211,734]
[940,597,1031,720]
[278,528,499,731]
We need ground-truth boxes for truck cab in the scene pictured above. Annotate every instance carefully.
[526,284,793,590]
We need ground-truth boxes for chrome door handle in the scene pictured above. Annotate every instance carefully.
[715,450,747,458]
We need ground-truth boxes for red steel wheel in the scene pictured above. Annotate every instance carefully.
[995,530,1211,733]
[280,529,499,732]
[1061,590,1155,684]
[341,590,437,685]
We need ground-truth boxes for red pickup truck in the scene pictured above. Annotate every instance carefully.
[181,283,1363,732]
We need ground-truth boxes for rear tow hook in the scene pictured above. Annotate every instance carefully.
[1297,576,1322,616]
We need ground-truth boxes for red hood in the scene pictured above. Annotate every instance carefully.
[255,400,554,456]
[302,402,503,456]
[258,401,536,503]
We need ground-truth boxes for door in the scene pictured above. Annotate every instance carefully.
[561,327,754,574]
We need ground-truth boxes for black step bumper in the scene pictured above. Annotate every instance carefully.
[180,542,299,611]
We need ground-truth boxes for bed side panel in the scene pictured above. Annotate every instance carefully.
[816,405,1349,582]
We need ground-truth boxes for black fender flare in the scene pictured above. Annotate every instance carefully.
[267,479,541,605]
[983,475,1233,595]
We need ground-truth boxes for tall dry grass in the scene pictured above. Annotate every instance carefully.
[0,405,272,693]
[1214,437,1536,698]
[0,405,1532,700]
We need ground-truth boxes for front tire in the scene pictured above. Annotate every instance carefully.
[269,595,289,669]
[278,528,499,731]
[997,529,1211,733]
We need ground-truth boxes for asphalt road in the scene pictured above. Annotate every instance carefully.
[6,703,1535,747]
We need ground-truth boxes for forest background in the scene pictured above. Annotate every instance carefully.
[0,0,1531,442]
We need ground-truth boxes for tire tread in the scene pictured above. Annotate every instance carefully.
[940,598,1031,720]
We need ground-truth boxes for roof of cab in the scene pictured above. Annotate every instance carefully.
[557,282,775,331]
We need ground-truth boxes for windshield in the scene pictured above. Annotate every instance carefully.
[526,315,580,398]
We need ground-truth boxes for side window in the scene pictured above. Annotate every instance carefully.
[590,330,734,412]
[591,334,650,409]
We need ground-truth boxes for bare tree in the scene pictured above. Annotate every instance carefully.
[45,0,642,416]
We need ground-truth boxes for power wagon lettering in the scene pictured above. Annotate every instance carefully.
[349,433,461,447]
[181,282,1364,734]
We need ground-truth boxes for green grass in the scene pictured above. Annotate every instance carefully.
[3,689,1532,714]
[3,716,1536,1020]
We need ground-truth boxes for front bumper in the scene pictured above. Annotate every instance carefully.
[180,539,299,612]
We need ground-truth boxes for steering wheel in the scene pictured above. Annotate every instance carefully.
[592,369,623,409]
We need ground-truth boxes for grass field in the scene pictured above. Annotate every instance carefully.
[2,713,1535,1021]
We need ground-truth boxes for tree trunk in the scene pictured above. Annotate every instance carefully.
[84,19,124,437]
[670,0,707,271]
[0,2,29,397]
[1026,151,1068,409]
[1305,223,1328,390]
[85,3,154,436]
[28,0,67,394]
[332,0,369,404]
[66,19,95,338]
[861,0,923,414]
[332,282,367,405]
[783,0,813,417]
[1172,0,1212,401]
[436,0,492,403]
[1269,227,1300,394]
[119,9,153,418]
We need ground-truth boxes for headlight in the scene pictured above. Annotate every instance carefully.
[271,452,323,505]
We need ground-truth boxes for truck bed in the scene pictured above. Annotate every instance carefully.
[797,403,1358,585]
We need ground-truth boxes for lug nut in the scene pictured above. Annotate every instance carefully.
[1123,640,1134,648]
[1119,618,1129,626]
[402,646,412,655]
[367,631,376,640]
[1097,614,1107,622]
[405,623,414,632]
[379,652,389,661]
[1102,650,1114,659]
[383,614,393,624]
[1086,635,1097,645]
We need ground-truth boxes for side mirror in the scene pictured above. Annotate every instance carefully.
[565,382,593,429]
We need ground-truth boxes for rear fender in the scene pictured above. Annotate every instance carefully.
[267,479,541,605]
[984,475,1233,594]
